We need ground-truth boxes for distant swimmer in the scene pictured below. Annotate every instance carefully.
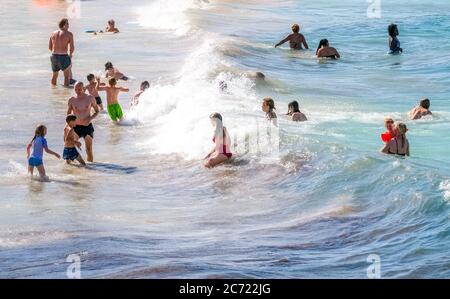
[381,117,395,143]
[49,18,76,86]
[388,24,403,54]
[106,19,120,33]
[409,98,432,120]
[63,114,86,166]
[26,125,61,181]
[380,122,410,157]
[287,100,307,122]
[275,24,309,50]
[204,113,233,168]
[132,81,150,106]
[97,77,129,123]
[244,71,265,80]
[67,82,99,162]
[105,62,128,81]
[262,97,277,126]
[85,74,105,111]
[316,39,340,59]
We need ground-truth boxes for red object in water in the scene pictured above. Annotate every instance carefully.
[381,132,394,143]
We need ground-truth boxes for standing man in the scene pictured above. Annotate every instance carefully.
[274,24,309,50]
[49,18,75,86]
[67,82,99,162]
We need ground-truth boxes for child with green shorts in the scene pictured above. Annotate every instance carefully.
[97,77,129,123]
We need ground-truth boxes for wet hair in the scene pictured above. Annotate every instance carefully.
[108,19,115,25]
[140,81,150,90]
[105,62,114,70]
[109,77,117,86]
[396,123,408,135]
[419,98,430,109]
[87,74,95,82]
[59,18,69,29]
[388,24,399,37]
[292,24,300,33]
[287,101,300,115]
[66,114,77,124]
[210,112,223,122]
[316,39,329,54]
[263,97,275,110]
[31,125,47,143]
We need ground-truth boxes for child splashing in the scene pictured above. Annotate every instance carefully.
[204,113,233,168]
[26,125,61,181]
[97,77,129,123]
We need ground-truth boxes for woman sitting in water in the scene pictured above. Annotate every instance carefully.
[204,113,233,168]
[316,39,340,59]
[287,100,307,122]
[262,97,277,126]
[388,23,403,54]
[381,122,410,157]
[409,98,432,120]
[381,117,395,143]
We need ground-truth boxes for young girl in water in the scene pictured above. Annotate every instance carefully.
[287,100,307,122]
[262,97,278,126]
[204,113,232,168]
[26,125,61,181]
[316,39,340,59]
[388,24,403,54]
[381,122,410,157]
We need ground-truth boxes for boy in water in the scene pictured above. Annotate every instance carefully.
[275,24,309,50]
[106,19,120,33]
[63,114,86,165]
[85,74,105,111]
[105,62,128,81]
[132,81,150,106]
[409,98,432,120]
[97,77,129,123]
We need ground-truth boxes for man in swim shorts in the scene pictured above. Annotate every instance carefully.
[49,18,76,86]
[67,82,99,162]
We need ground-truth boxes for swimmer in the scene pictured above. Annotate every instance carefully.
[262,97,277,126]
[105,62,128,81]
[106,19,120,33]
[316,39,340,59]
[204,113,233,168]
[275,24,309,50]
[381,117,395,143]
[26,125,61,181]
[63,114,86,166]
[132,81,150,106]
[409,98,432,120]
[97,77,129,123]
[381,122,410,157]
[287,100,307,122]
[85,74,105,111]
[388,24,403,54]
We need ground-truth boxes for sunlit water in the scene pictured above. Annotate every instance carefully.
[0,0,449,278]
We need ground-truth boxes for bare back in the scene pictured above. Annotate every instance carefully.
[288,33,306,49]
[50,30,73,55]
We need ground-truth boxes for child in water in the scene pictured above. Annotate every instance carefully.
[63,114,86,166]
[105,19,120,33]
[381,117,395,143]
[381,122,410,157]
[388,24,403,54]
[85,74,105,111]
[409,98,432,120]
[26,125,61,181]
[204,113,233,168]
[97,77,129,123]
[104,62,128,81]
[262,97,278,126]
[132,81,150,106]
[287,100,307,122]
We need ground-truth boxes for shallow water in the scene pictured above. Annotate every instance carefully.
[0,0,449,278]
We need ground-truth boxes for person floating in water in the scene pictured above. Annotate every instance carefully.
[409,98,432,120]
[381,122,410,157]
[388,23,403,54]
[85,74,105,111]
[63,114,86,166]
[97,77,129,123]
[204,113,233,168]
[262,97,278,126]
[287,100,307,122]
[132,81,150,106]
[381,117,395,143]
[275,24,309,50]
[105,19,120,33]
[105,62,128,81]
[49,18,76,86]
[26,125,61,181]
[316,39,340,59]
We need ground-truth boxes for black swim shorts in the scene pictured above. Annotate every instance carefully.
[74,123,94,139]
[50,54,71,72]
[95,96,102,105]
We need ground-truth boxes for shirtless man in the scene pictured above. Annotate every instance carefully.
[49,18,75,86]
[275,24,309,50]
[67,82,99,162]
[97,77,129,123]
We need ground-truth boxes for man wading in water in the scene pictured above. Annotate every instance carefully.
[49,18,76,86]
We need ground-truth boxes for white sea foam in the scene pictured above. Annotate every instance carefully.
[439,180,450,201]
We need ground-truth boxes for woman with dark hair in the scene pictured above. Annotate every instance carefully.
[316,39,340,59]
[388,24,403,54]
[287,101,307,122]
[409,98,432,120]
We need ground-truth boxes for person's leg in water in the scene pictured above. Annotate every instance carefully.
[63,65,71,86]
[36,164,49,181]
[51,71,58,86]
[28,165,34,177]
[76,155,86,166]
[85,135,94,162]
[204,153,229,168]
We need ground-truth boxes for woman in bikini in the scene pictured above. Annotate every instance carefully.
[204,113,233,168]
[316,39,340,59]
[287,100,307,122]
[381,122,410,157]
